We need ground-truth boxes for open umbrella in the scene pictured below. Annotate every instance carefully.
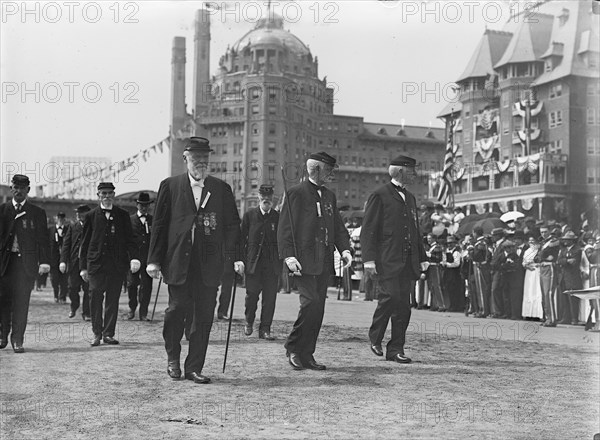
[563,286,600,301]
[500,211,525,223]
[473,218,507,235]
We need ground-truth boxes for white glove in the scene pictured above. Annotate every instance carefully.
[285,257,302,275]
[59,262,67,273]
[39,263,51,275]
[80,269,89,282]
[420,261,430,272]
[234,261,245,275]
[363,261,377,275]
[146,263,161,279]
[130,259,141,273]
[341,250,352,269]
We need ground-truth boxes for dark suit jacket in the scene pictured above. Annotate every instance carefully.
[557,245,583,289]
[0,200,50,279]
[148,174,241,287]
[130,213,153,265]
[79,206,138,275]
[60,221,84,272]
[241,207,280,275]
[278,180,350,276]
[360,182,426,280]
[49,224,69,268]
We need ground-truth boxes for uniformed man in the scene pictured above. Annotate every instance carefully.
[490,228,508,318]
[278,152,352,371]
[241,184,281,340]
[535,225,561,327]
[147,136,244,384]
[361,155,428,364]
[472,226,492,318]
[127,192,154,321]
[49,212,69,303]
[79,182,140,347]
[0,174,51,352]
[59,204,91,320]
[557,231,583,325]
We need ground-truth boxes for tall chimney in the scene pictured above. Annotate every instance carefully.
[170,36,186,177]
[193,9,211,120]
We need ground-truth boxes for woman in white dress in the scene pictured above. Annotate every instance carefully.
[522,235,544,319]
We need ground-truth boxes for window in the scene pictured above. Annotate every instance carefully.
[549,83,562,99]
[502,94,509,108]
[268,105,277,115]
[268,142,276,152]
[587,108,597,125]
[464,104,471,118]
[549,111,563,128]
[251,142,259,153]
[587,167,600,184]
[549,139,563,154]
[252,124,259,135]
[587,138,600,156]
[269,123,276,135]
[587,83,599,96]
[503,121,510,135]
[222,145,227,155]
[251,105,259,115]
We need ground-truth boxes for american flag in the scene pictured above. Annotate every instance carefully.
[437,116,457,206]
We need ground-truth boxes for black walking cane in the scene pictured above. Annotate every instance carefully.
[280,165,300,277]
[150,277,162,322]
[223,274,238,373]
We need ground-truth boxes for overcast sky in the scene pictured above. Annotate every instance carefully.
[1,0,531,194]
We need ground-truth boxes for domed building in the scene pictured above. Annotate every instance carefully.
[169,8,444,212]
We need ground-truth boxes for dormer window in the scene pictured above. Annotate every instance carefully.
[545,59,553,72]
[377,127,387,135]
[558,8,569,26]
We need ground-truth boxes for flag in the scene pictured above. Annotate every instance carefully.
[437,118,456,206]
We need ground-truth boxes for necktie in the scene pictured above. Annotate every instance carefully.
[15,203,22,212]
[103,209,112,214]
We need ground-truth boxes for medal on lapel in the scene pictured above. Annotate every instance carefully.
[324,202,334,217]
[111,225,116,234]
[271,223,275,231]
[204,215,210,235]
[23,219,28,229]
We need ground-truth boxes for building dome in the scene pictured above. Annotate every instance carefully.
[231,13,310,56]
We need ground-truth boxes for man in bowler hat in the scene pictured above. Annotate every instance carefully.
[0,174,51,352]
[127,192,154,321]
[49,212,69,303]
[79,182,140,346]
[361,155,428,363]
[278,152,352,370]
[147,137,244,384]
[241,184,281,340]
[60,204,91,320]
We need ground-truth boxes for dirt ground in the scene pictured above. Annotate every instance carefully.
[1,286,599,440]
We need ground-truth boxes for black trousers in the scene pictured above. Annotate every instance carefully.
[217,263,235,317]
[490,271,505,317]
[163,259,217,374]
[89,266,125,338]
[284,271,329,359]
[0,253,35,345]
[68,267,89,316]
[508,270,525,320]
[369,264,415,358]
[50,266,68,300]
[127,267,153,318]
[244,260,278,332]
[558,280,581,323]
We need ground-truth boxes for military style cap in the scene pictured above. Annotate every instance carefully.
[390,155,417,167]
[75,204,91,213]
[309,151,338,168]
[258,184,274,196]
[561,231,577,241]
[550,227,561,237]
[136,192,154,204]
[57,212,66,218]
[491,227,505,236]
[11,174,30,186]
[97,182,115,191]
[446,235,457,243]
[513,230,525,239]
[184,137,213,153]
[473,226,484,235]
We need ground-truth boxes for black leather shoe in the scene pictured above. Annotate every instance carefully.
[90,336,101,346]
[387,353,412,364]
[167,361,181,379]
[82,315,91,321]
[371,344,383,357]
[288,353,304,370]
[304,356,326,370]
[12,343,24,353]
[68,310,76,318]
[0,339,7,349]
[185,372,211,384]
[127,310,135,320]
[259,331,275,340]
[217,313,228,320]
[244,323,253,336]
[139,316,149,321]
[103,336,119,345]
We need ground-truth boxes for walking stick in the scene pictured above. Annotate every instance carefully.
[223,274,238,373]
[281,165,299,277]
[150,276,162,322]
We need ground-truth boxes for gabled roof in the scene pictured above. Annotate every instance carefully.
[437,101,462,119]
[457,30,513,82]
[533,2,600,86]
[495,13,554,68]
